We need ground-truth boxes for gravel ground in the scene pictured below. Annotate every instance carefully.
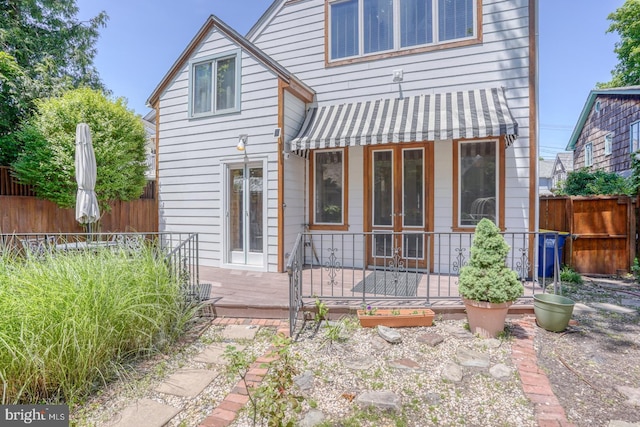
[72,316,537,427]
[535,278,640,427]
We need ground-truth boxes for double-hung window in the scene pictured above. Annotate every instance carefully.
[585,142,593,167]
[631,121,640,154]
[311,149,348,228]
[604,133,613,156]
[190,50,241,117]
[456,140,499,228]
[329,0,477,61]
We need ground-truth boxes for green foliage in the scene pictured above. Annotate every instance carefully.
[0,246,191,405]
[560,266,583,284]
[225,333,302,426]
[314,297,329,322]
[598,0,640,87]
[0,52,28,142]
[557,168,631,196]
[632,258,640,282]
[11,88,148,213]
[458,218,524,303]
[0,1,107,151]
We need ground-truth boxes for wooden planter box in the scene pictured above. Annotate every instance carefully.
[357,308,435,328]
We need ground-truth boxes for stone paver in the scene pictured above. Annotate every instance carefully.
[591,302,637,315]
[221,324,260,340]
[573,302,597,315]
[105,399,181,427]
[194,342,246,364]
[156,368,218,397]
[104,316,583,427]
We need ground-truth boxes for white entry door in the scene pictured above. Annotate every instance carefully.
[227,163,263,266]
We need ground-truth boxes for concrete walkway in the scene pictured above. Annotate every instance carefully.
[102,316,580,427]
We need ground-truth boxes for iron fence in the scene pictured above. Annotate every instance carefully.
[287,230,564,336]
[0,231,201,304]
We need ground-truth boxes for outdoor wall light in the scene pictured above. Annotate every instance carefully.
[237,134,248,151]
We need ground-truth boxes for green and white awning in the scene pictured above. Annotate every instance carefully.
[291,87,519,150]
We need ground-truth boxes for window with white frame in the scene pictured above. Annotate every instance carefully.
[329,0,476,61]
[585,142,593,167]
[631,121,640,154]
[313,150,346,225]
[190,50,240,117]
[458,140,497,227]
[604,133,613,156]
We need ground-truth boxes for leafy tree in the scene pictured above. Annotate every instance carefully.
[0,0,107,161]
[557,168,631,196]
[599,0,640,88]
[12,88,148,214]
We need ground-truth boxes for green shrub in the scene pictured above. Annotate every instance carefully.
[0,247,192,405]
[559,266,583,284]
[458,218,524,303]
[558,168,631,196]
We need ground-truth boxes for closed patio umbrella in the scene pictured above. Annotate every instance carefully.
[75,123,100,234]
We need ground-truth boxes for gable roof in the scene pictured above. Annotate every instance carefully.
[554,152,573,172]
[146,13,313,108]
[566,86,640,151]
[539,159,554,179]
[246,0,284,41]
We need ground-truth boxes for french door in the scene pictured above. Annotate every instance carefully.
[366,145,429,269]
[227,163,263,266]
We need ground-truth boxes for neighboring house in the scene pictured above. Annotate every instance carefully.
[566,86,640,177]
[539,159,554,196]
[141,110,157,180]
[551,152,573,191]
[147,0,537,273]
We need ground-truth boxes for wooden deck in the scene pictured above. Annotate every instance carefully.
[198,266,538,319]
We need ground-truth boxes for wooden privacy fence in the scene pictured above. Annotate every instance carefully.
[539,196,637,275]
[0,166,157,233]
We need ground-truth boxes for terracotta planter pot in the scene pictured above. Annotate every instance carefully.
[462,299,512,338]
[357,308,435,328]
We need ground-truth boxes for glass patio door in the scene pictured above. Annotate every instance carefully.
[228,164,263,266]
[368,146,427,268]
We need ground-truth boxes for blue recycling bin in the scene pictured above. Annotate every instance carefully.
[537,231,569,278]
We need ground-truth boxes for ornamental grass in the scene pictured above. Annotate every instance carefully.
[0,246,193,406]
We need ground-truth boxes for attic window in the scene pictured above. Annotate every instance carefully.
[595,101,601,114]
[189,50,241,117]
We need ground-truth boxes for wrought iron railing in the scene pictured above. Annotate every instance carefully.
[0,231,200,303]
[286,230,565,336]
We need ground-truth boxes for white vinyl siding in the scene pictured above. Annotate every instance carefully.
[251,0,533,233]
[158,27,283,270]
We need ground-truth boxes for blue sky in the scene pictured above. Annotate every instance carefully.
[76,0,625,160]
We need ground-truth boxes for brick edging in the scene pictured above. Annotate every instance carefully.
[511,317,577,427]
[198,318,289,427]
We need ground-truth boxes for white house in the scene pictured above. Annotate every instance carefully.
[147,0,538,274]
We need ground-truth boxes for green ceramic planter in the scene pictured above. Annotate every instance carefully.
[533,293,575,332]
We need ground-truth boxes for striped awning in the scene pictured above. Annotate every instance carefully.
[290,87,519,150]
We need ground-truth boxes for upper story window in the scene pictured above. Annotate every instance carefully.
[585,142,593,167]
[329,0,476,61]
[604,133,613,156]
[631,121,640,154]
[189,50,241,117]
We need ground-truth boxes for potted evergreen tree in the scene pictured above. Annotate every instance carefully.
[458,218,524,338]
